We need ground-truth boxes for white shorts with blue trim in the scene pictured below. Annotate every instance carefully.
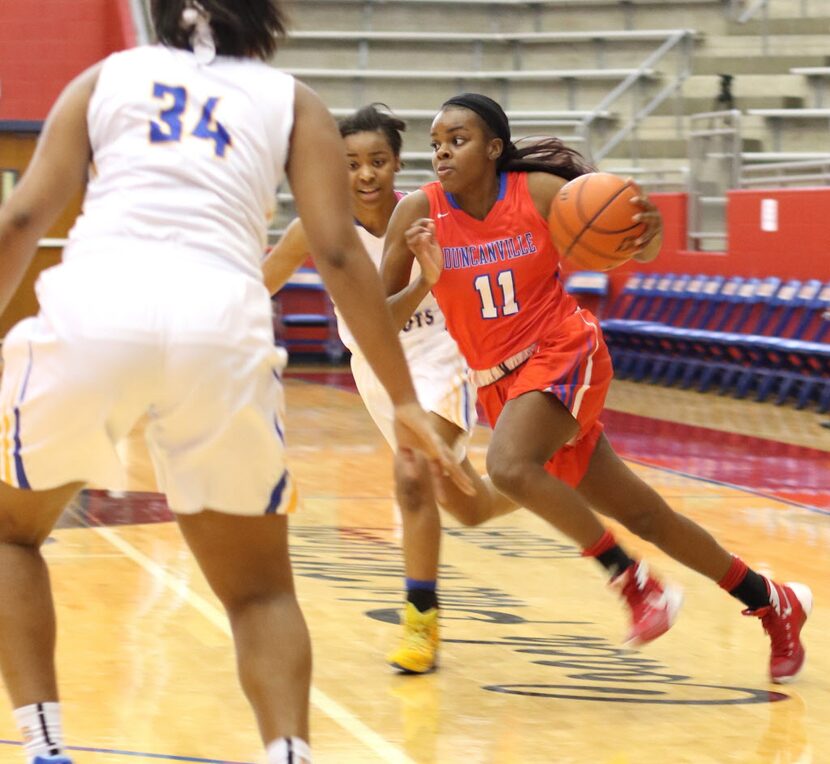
[0,249,296,516]
[350,330,476,461]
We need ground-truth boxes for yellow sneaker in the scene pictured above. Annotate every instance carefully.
[387,602,439,674]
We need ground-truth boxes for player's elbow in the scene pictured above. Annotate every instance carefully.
[0,205,36,245]
[2,205,35,234]
[313,246,349,272]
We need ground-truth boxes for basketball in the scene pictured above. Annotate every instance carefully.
[548,172,648,271]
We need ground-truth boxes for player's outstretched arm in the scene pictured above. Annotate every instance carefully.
[0,64,100,316]
[262,218,311,295]
[379,191,434,330]
[287,82,472,496]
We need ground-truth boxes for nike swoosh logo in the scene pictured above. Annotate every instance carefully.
[437,212,449,218]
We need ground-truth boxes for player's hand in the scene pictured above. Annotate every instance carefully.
[405,218,443,286]
[628,180,663,261]
[393,401,475,500]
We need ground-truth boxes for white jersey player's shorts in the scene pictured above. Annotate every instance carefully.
[0,248,296,516]
[350,330,477,459]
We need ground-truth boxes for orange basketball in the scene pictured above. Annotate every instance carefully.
[548,172,647,271]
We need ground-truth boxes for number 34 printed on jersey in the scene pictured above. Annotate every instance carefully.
[149,82,232,158]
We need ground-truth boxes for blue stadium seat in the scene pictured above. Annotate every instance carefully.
[564,270,609,317]
[275,268,346,362]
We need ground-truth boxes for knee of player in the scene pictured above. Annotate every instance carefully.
[485,455,527,499]
[0,514,46,547]
[393,458,434,510]
[222,589,301,618]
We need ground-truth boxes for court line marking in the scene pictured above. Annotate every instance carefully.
[91,524,416,764]
[0,739,249,762]
[624,456,830,517]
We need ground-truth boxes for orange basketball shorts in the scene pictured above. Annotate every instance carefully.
[476,309,612,487]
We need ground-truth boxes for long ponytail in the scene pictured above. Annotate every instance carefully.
[441,93,593,181]
[498,136,593,180]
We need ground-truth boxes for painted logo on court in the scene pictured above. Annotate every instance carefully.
[289,526,790,707]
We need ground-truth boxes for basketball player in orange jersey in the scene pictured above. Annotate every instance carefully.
[381,93,812,684]
[263,104,517,674]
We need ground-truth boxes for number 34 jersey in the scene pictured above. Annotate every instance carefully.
[67,45,294,279]
[422,172,579,371]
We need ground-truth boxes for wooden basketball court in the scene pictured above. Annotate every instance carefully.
[0,371,827,763]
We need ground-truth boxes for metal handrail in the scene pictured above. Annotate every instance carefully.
[730,0,770,53]
[741,158,830,186]
[580,29,695,163]
[732,0,769,23]
[129,0,152,45]
[687,110,742,250]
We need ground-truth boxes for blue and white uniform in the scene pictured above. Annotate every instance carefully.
[340,219,476,458]
[0,45,297,515]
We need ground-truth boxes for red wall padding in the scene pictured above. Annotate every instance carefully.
[588,189,830,309]
[630,189,830,281]
[0,0,135,120]
[725,188,830,281]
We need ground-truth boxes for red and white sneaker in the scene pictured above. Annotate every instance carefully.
[611,561,683,647]
[744,581,813,684]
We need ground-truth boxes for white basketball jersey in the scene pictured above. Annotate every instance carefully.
[336,223,450,358]
[66,45,294,279]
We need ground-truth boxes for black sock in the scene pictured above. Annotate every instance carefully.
[729,569,770,610]
[406,580,438,612]
[596,545,635,579]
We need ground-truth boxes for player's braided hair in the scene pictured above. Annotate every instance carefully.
[151,0,288,60]
[338,104,407,158]
[442,93,593,181]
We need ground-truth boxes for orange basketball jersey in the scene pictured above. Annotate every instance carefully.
[423,172,578,370]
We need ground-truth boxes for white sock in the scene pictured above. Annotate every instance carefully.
[12,702,65,761]
[265,736,312,764]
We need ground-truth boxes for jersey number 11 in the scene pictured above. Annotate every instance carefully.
[474,270,519,319]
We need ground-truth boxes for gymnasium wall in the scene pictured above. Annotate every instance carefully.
[0,0,135,120]
[617,189,830,282]
[0,130,81,336]
[0,0,134,334]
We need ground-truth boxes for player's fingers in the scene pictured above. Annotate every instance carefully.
[634,210,660,221]
[397,447,421,482]
[428,460,448,504]
[633,206,662,245]
[405,228,432,248]
[434,443,474,496]
[634,232,659,247]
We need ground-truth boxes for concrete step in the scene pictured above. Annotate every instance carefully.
[702,33,830,55]
[681,73,806,97]
[750,0,830,15]
[727,16,830,35]
[292,0,729,34]
[603,136,762,160]
[652,94,806,115]
[693,54,830,75]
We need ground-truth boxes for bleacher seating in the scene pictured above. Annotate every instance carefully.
[274,268,346,362]
[790,66,830,107]
[564,270,609,316]
[283,66,658,112]
[601,273,830,411]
